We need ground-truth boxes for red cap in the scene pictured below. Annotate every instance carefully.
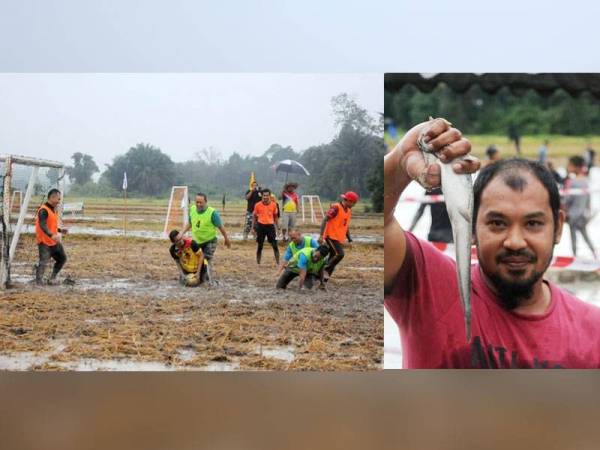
[341,191,359,202]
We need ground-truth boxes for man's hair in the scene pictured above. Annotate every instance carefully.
[473,158,560,233]
[47,188,61,198]
[195,192,207,201]
[169,230,179,243]
[569,155,585,168]
[316,245,330,257]
[261,188,271,195]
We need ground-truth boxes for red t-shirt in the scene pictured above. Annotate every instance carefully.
[385,232,600,369]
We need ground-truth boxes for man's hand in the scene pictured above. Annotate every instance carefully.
[317,235,324,244]
[396,117,479,189]
[51,233,62,243]
[224,237,232,249]
[384,117,479,291]
[61,228,69,235]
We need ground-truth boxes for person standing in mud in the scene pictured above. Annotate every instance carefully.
[318,191,359,281]
[385,118,600,368]
[34,188,69,285]
[176,193,231,279]
[251,188,280,265]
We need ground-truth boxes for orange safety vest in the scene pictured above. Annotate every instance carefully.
[323,203,352,243]
[35,204,58,246]
[253,201,278,225]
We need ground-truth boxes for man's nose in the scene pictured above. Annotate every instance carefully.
[503,225,527,251]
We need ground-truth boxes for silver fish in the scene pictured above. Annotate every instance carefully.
[416,131,473,341]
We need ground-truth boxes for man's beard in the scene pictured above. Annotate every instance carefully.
[479,247,553,310]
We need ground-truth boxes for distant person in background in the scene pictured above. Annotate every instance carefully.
[545,160,565,187]
[408,187,453,244]
[222,193,226,212]
[537,140,549,165]
[485,145,501,166]
[280,182,299,242]
[564,156,597,259]
[243,181,262,240]
[584,143,596,174]
[508,122,521,156]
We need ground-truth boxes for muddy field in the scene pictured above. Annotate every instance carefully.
[1,232,383,371]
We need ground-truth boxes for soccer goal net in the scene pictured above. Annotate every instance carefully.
[163,186,189,238]
[0,155,65,289]
[300,195,324,224]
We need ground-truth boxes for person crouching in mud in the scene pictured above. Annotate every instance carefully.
[169,230,208,286]
[384,117,600,369]
[276,244,330,291]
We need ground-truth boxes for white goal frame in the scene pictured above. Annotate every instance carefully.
[10,190,23,214]
[1,154,65,289]
[300,195,324,224]
[163,185,189,238]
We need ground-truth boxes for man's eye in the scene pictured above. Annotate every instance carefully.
[488,220,505,227]
[527,220,543,227]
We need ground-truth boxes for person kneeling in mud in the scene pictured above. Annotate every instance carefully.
[169,229,208,286]
[276,245,330,291]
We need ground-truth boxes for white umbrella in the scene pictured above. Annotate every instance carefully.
[271,159,310,183]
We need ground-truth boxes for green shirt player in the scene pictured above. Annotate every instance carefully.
[276,229,319,276]
[276,245,330,291]
[176,192,231,278]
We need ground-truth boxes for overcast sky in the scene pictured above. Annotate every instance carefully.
[0,73,381,169]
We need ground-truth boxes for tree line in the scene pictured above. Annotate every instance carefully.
[67,94,385,212]
[385,84,600,136]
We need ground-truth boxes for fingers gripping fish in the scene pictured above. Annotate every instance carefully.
[415,123,474,341]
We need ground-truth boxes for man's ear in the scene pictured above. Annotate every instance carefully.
[555,209,566,244]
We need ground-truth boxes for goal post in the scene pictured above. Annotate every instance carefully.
[300,195,324,224]
[0,154,65,289]
[10,190,23,214]
[163,186,189,238]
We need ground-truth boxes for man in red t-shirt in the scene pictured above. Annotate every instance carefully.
[252,188,280,265]
[384,118,600,369]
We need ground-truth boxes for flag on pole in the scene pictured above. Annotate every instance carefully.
[122,172,128,190]
[249,171,256,189]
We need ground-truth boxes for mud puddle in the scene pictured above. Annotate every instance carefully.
[16,226,382,243]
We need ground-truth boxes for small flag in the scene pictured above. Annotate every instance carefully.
[122,172,128,190]
[249,171,256,190]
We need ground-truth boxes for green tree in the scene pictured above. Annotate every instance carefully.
[66,152,99,185]
[103,143,176,196]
